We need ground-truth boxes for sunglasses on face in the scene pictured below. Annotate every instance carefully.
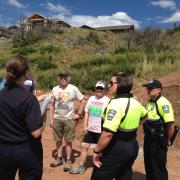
[96,86,104,91]
[109,81,117,87]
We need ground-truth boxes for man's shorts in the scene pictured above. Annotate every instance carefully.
[53,119,76,142]
[83,131,101,144]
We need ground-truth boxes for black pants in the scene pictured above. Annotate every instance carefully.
[144,135,168,180]
[0,140,43,180]
[91,138,139,180]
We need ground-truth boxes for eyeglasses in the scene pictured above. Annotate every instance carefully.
[96,87,104,91]
[109,81,117,87]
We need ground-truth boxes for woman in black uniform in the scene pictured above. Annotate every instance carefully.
[0,55,45,180]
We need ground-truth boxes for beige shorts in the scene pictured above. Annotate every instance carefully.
[53,119,76,142]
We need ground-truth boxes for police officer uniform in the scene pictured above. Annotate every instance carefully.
[143,80,174,180]
[91,94,147,180]
[0,84,43,179]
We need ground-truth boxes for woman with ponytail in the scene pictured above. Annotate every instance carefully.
[0,55,45,180]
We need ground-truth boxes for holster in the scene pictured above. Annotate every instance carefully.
[143,119,167,147]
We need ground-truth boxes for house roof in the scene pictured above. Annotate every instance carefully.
[0,26,8,31]
[27,13,46,21]
[80,25,94,30]
[48,19,71,27]
[26,13,71,27]
[95,25,134,31]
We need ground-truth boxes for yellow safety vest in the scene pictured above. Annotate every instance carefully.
[103,95,147,133]
[146,96,174,123]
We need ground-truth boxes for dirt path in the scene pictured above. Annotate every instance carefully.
[42,127,180,180]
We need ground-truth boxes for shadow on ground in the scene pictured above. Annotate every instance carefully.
[133,172,146,180]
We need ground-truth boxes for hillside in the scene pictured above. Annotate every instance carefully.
[0,27,180,91]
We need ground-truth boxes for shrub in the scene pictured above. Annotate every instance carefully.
[0,58,6,68]
[86,31,102,45]
[39,45,64,55]
[12,47,36,55]
[114,46,127,54]
[36,56,57,70]
[37,72,57,90]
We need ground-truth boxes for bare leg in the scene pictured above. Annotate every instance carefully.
[56,140,63,157]
[79,143,90,166]
[66,141,72,160]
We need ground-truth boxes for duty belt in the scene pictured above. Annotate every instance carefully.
[115,129,137,141]
[143,119,167,138]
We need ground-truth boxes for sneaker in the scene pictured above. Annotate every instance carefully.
[63,160,72,172]
[50,158,63,167]
[69,165,85,174]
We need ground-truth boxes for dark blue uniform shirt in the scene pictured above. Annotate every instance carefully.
[0,84,42,143]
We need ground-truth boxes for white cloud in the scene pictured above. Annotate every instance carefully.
[161,11,180,23]
[52,12,140,28]
[44,2,139,28]
[150,0,176,10]
[146,18,152,21]
[7,0,24,9]
[45,2,71,15]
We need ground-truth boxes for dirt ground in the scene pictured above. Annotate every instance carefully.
[41,72,180,180]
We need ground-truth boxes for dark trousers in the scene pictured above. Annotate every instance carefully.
[144,135,168,180]
[91,138,139,180]
[0,140,43,180]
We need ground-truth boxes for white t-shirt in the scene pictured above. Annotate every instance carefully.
[85,95,109,133]
[51,84,83,120]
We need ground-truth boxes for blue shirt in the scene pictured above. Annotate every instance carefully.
[0,77,5,90]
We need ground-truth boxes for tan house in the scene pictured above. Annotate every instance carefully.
[26,13,71,30]
[95,25,134,33]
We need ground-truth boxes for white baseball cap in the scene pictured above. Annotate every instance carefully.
[95,81,106,89]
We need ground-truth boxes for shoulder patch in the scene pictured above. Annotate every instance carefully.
[107,109,116,120]
[162,105,170,113]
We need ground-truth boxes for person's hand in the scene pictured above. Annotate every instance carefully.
[73,114,80,120]
[50,118,54,128]
[93,152,102,168]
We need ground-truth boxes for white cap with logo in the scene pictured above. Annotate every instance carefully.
[95,80,106,89]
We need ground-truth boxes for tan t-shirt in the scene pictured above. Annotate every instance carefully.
[51,84,83,120]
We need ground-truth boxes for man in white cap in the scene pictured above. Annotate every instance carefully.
[70,80,109,174]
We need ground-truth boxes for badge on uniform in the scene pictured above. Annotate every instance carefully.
[151,104,154,111]
[162,105,169,113]
[107,109,116,120]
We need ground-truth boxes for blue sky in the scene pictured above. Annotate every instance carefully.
[0,0,180,29]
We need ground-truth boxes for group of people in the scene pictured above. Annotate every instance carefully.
[0,55,175,180]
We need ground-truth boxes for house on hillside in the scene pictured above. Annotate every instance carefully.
[0,26,7,35]
[95,25,134,33]
[80,25,95,30]
[0,26,13,38]
[26,13,71,30]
